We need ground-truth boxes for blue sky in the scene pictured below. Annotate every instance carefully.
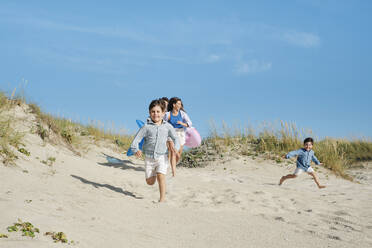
[1,0,371,138]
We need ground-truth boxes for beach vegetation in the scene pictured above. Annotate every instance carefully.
[0,91,24,165]
[181,120,372,180]
[45,231,69,243]
[18,147,31,156]
[7,219,40,238]
[0,233,8,238]
[1,89,132,159]
[41,156,56,166]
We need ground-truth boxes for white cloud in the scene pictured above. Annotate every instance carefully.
[150,55,188,63]
[280,31,320,48]
[205,54,221,63]
[234,60,272,75]
[248,23,321,48]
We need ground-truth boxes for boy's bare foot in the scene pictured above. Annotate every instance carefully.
[279,176,285,186]
[318,185,326,189]
[159,198,166,203]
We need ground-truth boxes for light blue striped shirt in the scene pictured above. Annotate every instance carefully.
[130,119,180,158]
[286,148,320,170]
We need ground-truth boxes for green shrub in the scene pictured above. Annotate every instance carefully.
[7,219,39,238]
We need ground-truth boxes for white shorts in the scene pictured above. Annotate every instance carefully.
[294,166,314,175]
[175,129,186,146]
[144,155,169,178]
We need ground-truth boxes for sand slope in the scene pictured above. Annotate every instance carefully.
[0,106,371,247]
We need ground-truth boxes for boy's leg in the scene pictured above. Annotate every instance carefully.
[157,173,166,202]
[307,172,326,189]
[279,174,297,185]
[145,157,157,185]
[146,176,156,185]
[155,155,169,202]
[279,167,302,185]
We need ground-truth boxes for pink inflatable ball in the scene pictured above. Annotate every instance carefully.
[185,127,201,148]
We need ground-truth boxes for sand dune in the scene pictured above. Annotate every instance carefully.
[0,106,371,247]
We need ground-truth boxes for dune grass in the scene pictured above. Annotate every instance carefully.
[28,103,133,152]
[0,92,24,165]
[1,89,133,164]
[3,87,371,178]
[182,120,372,179]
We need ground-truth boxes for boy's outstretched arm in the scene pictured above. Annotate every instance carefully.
[285,149,301,159]
[312,154,322,165]
[129,126,146,155]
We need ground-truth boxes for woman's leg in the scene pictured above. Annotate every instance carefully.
[179,145,184,157]
[167,141,176,176]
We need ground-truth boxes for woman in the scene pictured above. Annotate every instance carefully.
[165,97,192,157]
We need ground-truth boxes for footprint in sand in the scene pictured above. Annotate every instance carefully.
[328,235,341,241]
[274,216,285,222]
[334,210,350,216]
[307,230,316,235]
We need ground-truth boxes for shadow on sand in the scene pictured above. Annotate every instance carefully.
[71,174,143,199]
[98,153,144,172]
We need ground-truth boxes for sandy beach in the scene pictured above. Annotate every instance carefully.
[1,105,372,248]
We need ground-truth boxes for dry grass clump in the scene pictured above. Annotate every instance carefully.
[0,92,24,165]
[29,103,79,145]
[85,121,133,149]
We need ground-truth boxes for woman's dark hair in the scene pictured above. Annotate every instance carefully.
[167,97,185,112]
[148,99,166,112]
[303,137,314,144]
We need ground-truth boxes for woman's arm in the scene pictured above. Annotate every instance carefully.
[168,126,180,151]
[180,110,192,127]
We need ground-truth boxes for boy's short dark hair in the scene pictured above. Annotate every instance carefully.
[160,97,169,102]
[304,137,314,144]
[149,99,166,112]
